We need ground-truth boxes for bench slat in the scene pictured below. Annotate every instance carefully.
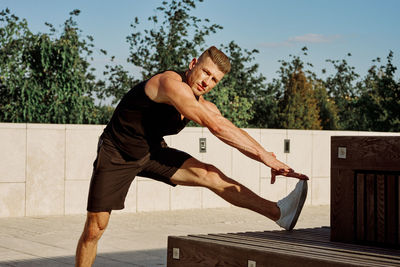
[168,227,400,267]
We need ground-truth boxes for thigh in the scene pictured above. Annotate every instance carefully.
[171,157,237,188]
[170,157,212,186]
[138,147,192,186]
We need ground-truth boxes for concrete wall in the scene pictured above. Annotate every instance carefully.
[0,123,399,217]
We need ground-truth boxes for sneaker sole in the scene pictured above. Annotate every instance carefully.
[288,181,308,230]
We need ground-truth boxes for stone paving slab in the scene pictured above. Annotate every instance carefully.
[0,205,330,266]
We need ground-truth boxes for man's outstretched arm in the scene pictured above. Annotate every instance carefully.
[200,102,308,182]
[152,72,306,178]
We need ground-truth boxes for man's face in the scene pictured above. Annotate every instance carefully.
[186,56,225,97]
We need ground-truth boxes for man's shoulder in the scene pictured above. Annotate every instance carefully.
[156,70,183,81]
[146,70,188,103]
[148,70,185,92]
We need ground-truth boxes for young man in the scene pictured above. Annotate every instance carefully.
[75,46,309,266]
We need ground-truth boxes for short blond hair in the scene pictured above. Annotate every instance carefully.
[199,46,231,74]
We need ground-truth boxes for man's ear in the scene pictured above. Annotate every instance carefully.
[189,58,198,70]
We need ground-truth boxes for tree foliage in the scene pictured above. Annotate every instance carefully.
[279,69,322,130]
[206,41,266,127]
[94,63,138,106]
[270,48,323,130]
[0,8,103,123]
[356,51,400,131]
[323,53,360,129]
[127,0,222,79]
[1,1,399,132]
[313,80,339,130]
[248,80,280,128]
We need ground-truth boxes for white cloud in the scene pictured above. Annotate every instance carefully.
[260,40,295,48]
[288,33,340,43]
[260,33,341,48]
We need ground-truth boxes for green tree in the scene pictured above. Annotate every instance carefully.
[356,51,400,131]
[127,0,222,79]
[313,80,339,130]
[279,69,322,129]
[94,63,138,106]
[273,48,322,129]
[0,9,103,123]
[323,54,359,129]
[205,83,254,127]
[249,80,281,128]
[0,8,32,122]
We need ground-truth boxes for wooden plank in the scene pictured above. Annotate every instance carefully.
[167,235,355,267]
[199,234,393,267]
[230,229,400,260]
[331,168,355,242]
[206,232,400,264]
[366,174,376,242]
[377,174,386,243]
[240,229,399,257]
[168,228,400,267]
[169,235,377,267]
[331,136,400,172]
[356,173,365,242]
[386,175,397,245]
[398,174,400,246]
[243,227,331,243]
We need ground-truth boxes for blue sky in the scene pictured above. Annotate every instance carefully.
[2,0,400,81]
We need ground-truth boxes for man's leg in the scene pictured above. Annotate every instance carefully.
[75,211,110,267]
[171,158,281,221]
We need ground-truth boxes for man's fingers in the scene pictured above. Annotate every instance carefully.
[271,170,276,184]
[286,171,309,180]
[279,167,294,174]
[269,160,308,183]
[272,168,309,181]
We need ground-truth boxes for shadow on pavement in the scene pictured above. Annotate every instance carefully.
[0,248,167,267]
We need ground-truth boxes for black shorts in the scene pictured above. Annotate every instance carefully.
[87,134,192,212]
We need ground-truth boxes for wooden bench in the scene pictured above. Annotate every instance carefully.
[167,136,400,266]
[167,227,400,266]
[331,136,400,247]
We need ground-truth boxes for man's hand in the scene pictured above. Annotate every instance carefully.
[264,152,309,184]
[271,169,309,184]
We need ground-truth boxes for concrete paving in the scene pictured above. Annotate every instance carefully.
[0,205,330,267]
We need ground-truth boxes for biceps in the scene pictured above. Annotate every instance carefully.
[159,77,221,130]
[184,104,217,126]
[178,102,221,131]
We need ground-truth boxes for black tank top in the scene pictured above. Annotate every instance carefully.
[104,71,191,160]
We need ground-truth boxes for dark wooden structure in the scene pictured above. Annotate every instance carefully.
[331,136,400,247]
[167,227,400,266]
[166,136,400,266]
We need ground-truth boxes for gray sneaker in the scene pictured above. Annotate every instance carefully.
[276,180,308,231]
